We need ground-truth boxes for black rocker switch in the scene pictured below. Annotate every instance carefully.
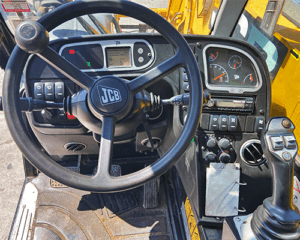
[34,82,44,100]
[44,82,54,101]
[251,117,300,240]
[55,82,64,100]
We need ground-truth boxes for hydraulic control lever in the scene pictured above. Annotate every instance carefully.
[251,117,300,240]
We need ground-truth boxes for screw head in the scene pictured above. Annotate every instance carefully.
[196,42,201,47]
[282,151,292,161]
[282,119,292,128]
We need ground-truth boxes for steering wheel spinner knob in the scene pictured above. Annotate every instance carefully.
[15,20,49,54]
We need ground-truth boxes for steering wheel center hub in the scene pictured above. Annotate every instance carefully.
[89,76,129,116]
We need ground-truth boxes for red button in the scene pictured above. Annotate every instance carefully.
[67,113,76,120]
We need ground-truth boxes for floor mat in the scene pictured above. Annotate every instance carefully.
[28,174,171,240]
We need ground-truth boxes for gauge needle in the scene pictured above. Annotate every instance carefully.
[211,54,216,59]
[234,64,236,69]
[250,74,253,82]
[214,72,226,81]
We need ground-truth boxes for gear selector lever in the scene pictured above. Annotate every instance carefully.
[250,117,300,239]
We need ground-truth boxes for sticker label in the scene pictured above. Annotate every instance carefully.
[1,2,30,12]
[2,0,27,2]
[293,176,300,208]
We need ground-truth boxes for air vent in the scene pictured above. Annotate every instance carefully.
[240,140,266,166]
[64,142,86,152]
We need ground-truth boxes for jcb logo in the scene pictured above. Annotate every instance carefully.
[97,86,122,105]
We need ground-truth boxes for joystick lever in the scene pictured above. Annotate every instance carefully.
[251,117,300,239]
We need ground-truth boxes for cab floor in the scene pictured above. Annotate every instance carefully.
[10,173,172,240]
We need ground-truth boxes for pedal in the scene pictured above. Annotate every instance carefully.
[143,177,159,209]
[110,165,121,176]
[93,164,122,176]
[50,166,80,188]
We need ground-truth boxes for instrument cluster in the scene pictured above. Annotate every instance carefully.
[203,45,262,93]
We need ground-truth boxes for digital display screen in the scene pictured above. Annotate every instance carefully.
[215,100,245,108]
[107,47,131,67]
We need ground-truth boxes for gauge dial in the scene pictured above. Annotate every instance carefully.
[228,55,242,69]
[209,64,229,84]
[243,74,257,86]
[208,51,219,62]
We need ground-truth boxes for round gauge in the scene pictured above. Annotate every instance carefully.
[208,51,219,62]
[209,64,229,84]
[228,55,242,69]
[243,74,257,86]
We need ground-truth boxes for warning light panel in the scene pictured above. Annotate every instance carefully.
[61,44,104,70]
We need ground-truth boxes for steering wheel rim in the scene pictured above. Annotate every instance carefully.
[3,0,202,192]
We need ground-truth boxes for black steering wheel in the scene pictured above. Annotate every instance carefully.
[3,0,202,192]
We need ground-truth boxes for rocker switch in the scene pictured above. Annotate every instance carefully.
[283,135,297,149]
[55,82,64,100]
[209,115,219,131]
[228,115,238,131]
[34,82,44,100]
[44,82,54,101]
[219,115,228,131]
[270,136,284,150]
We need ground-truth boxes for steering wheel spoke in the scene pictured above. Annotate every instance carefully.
[127,51,184,94]
[36,47,95,91]
[93,116,115,180]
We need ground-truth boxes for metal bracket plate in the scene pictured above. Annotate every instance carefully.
[205,163,240,217]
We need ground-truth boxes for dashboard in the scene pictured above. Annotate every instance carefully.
[24,34,272,225]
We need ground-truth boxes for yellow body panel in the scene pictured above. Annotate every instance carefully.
[244,0,300,152]
[185,197,201,240]
[164,0,221,34]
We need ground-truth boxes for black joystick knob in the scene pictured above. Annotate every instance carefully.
[15,20,49,54]
[251,117,300,239]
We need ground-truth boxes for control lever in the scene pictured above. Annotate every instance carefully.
[0,97,64,112]
[159,90,211,107]
[251,117,300,239]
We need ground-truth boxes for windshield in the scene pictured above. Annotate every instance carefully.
[0,0,221,38]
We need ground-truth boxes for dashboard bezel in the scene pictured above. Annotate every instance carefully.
[58,39,155,72]
[203,44,263,93]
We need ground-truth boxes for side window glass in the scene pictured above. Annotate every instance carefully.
[232,10,288,81]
